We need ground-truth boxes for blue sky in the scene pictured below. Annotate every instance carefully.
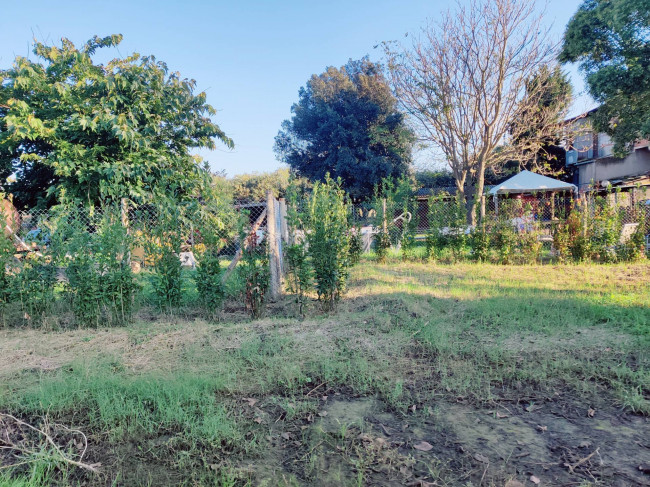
[1,0,593,176]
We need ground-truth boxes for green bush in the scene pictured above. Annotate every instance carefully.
[590,195,621,262]
[374,229,391,263]
[0,234,14,318]
[492,202,519,265]
[285,242,311,317]
[146,207,184,308]
[13,256,57,324]
[56,206,138,327]
[618,219,647,262]
[426,195,468,261]
[305,175,350,311]
[196,249,225,316]
[469,225,490,262]
[239,233,269,319]
[348,228,363,265]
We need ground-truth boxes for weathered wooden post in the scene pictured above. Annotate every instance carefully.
[279,198,289,244]
[267,191,281,301]
[274,197,284,277]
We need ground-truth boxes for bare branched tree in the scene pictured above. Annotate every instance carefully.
[385,0,568,224]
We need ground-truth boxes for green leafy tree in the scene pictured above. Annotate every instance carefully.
[0,35,233,209]
[414,170,455,189]
[275,58,414,201]
[560,0,650,154]
[229,168,312,201]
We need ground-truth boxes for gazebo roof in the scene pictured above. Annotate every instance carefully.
[489,171,576,195]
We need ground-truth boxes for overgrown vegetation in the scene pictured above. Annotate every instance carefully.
[304,176,351,311]
[0,261,648,486]
[239,231,269,319]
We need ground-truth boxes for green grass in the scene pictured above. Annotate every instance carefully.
[1,259,648,485]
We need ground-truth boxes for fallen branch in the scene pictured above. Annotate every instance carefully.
[0,413,100,474]
[566,447,600,474]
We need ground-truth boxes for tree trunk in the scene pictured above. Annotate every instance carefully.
[464,181,476,226]
[467,159,487,226]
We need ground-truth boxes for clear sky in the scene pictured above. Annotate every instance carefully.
[1,0,593,176]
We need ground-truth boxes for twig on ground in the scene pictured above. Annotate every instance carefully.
[566,447,600,474]
[0,413,100,474]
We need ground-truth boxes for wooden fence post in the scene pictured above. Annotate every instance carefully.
[274,197,284,276]
[279,198,289,244]
[267,191,281,301]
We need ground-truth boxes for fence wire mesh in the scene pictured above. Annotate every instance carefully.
[7,192,650,264]
[351,193,650,249]
[11,201,268,267]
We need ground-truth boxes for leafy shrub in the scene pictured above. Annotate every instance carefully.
[374,229,391,263]
[427,195,467,261]
[552,220,571,263]
[305,175,350,311]
[196,249,225,316]
[154,249,183,308]
[239,232,269,319]
[285,242,311,317]
[518,228,543,264]
[348,228,363,265]
[566,204,591,262]
[516,204,542,264]
[492,202,518,265]
[146,207,184,309]
[66,253,103,327]
[55,206,138,327]
[469,225,490,262]
[13,256,57,324]
[590,195,621,262]
[617,219,646,262]
[0,234,14,317]
[400,209,418,262]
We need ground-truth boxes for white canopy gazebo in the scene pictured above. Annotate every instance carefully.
[489,170,577,216]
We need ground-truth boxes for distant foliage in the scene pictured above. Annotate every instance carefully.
[560,0,650,156]
[275,58,414,201]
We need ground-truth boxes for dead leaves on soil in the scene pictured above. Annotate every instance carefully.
[412,441,433,452]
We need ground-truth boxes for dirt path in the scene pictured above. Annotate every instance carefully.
[239,393,650,486]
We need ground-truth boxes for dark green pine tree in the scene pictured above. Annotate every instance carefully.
[274,58,414,201]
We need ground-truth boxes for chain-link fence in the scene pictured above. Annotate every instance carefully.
[10,200,269,268]
[350,193,650,249]
[7,192,650,263]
